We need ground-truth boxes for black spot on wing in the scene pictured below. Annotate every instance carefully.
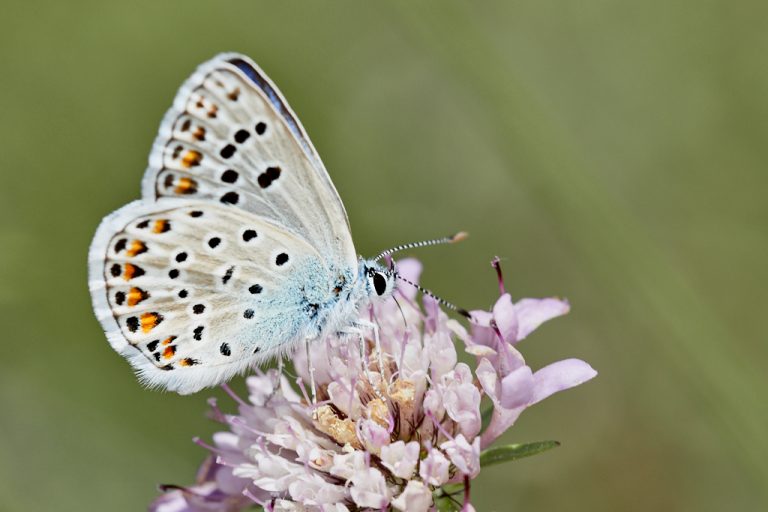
[126,316,139,332]
[222,266,235,284]
[220,192,239,204]
[220,144,236,159]
[234,129,250,143]
[221,169,238,183]
[257,166,281,189]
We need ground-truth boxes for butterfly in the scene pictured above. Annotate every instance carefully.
[89,53,465,395]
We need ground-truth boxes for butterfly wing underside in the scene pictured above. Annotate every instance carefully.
[89,199,333,394]
[140,53,356,268]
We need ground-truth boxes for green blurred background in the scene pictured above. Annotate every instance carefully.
[1,1,766,510]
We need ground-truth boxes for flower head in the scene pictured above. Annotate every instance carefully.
[151,258,596,511]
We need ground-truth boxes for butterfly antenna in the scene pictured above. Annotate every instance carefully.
[392,272,472,319]
[374,232,468,261]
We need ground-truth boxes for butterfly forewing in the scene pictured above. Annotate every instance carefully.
[141,53,356,269]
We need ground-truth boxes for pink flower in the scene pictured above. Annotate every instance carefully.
[438,363,482,439]
[150,258,596,511]
[391,480,432,512]
[441,434,481,478]
[380,441,420,479]
[418,447,450,486]
[349,468,390,509]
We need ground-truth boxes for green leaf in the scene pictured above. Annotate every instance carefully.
[480,404,494,431]
[480,440,561,467]
[434,484,464,511]
[435,496,463,512]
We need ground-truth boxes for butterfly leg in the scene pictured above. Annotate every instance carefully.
[305,335,317,404]
[341,325,386,401]
[271,356,284,392]
[353,319,385,381]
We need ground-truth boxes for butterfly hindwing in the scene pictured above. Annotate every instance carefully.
[140,53,356,270]
[88,198,344,394]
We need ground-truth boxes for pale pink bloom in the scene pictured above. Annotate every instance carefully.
[438,363,482,439]
[441,434,481,478]
[287,473,346,506]
[150,258,597,511]
[329,449,366,481]
[272,500,306,512]
[380,441,420,479]
[391,480,433,512]
[349,468,390,509]
[358,419,390,455]
[418,447,450,486]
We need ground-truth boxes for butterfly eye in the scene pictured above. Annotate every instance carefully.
[372,272,387,296]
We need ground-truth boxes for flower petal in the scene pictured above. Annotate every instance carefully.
[426,331,458,379]
[392,480,433,512]
[441,434,481,478]
[532,359,597,404]
[381,440,420,479]
[475,358,499,404]
[350,468,390,509]
[499,365,534,409]
[419,448,450,486]
[492,293,519,343]
[394,258,422,300]
[514,298,570,341]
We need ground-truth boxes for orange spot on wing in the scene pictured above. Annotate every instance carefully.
[140,312,163,333]
[127,287,149,306]
[123,263,144,280]
[192,127,206,141]
[161,336,176,346]
[175,177,198,195]
[162,345,176,359]
[152,219,170,233]
[181,150,202,168]
[126,240,147,257]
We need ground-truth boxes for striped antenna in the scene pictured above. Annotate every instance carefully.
[392,272,472,319]
[374,232,468,261]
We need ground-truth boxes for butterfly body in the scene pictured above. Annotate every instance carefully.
[89,54,395,394]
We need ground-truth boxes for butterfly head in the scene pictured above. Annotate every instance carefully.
[361,260,396,301]
[366,232,473,319]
